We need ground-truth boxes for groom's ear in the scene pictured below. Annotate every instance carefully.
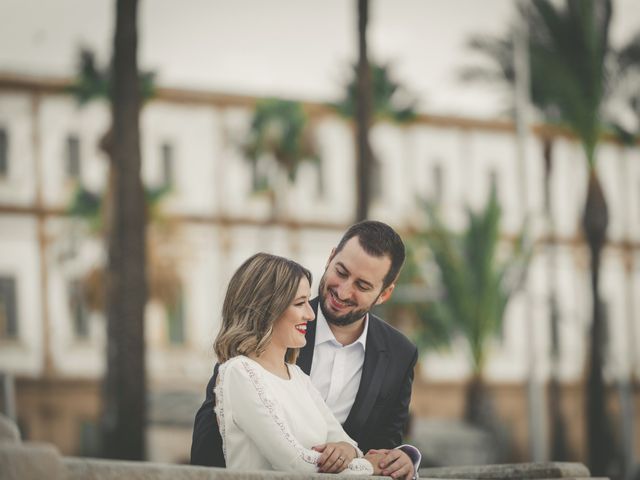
[375,284,395,306]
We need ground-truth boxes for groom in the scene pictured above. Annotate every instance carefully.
[191,221,419,479]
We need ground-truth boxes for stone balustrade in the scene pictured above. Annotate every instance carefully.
[0,414,603,480]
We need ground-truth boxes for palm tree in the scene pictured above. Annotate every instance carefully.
[65,2,159,460]
[380,190,529,460]
[334,59,417,221]
[462,1,640,474]
[461,7,568,462]
[243,98,318,221]
[103,0,146,459]
[419,191,528,427]
[355,0,373,222]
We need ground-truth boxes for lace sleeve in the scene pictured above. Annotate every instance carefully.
[217,358,373,475]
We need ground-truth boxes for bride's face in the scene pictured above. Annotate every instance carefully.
[271,277,314,350]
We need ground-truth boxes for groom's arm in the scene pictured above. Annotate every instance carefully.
[369,347,417,449]
[366,348,421,479]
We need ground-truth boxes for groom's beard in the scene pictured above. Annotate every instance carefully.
[318,275,380,327]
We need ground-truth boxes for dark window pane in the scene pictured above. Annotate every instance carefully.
[489,169,499,196]
[66,135,81,179]
[68,280,89,338]
[370,157,382,201]
[0,128,8,177]
[161,142,174,186]
[251,157,269,192]
[0,276,18,339]
[432,163,444,203]
[167,295,185,345]
[316,157,325,197]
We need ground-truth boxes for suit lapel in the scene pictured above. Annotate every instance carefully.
[297,297,319,375]
[343,315,388,433]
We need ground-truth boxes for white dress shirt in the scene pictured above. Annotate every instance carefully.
[309,307,369,424]
[309,307,422,477]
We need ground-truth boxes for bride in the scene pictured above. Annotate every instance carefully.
[213,252,383,475]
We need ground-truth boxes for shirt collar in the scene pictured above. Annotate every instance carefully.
[315,304,369,350]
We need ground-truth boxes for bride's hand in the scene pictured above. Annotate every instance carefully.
[313,441,358,473]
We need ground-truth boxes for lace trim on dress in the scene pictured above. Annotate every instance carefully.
[347,460,374,474]
[213,363,228,463]
[239,358,320,467]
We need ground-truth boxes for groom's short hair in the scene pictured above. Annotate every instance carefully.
[335,220,405,289]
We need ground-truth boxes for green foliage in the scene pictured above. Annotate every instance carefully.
[526,0,611,166]
[67,184,171,233]
[462,0,640,165]
[243,98,318,185]
[68,187,102,232]
[332,63,417,123]
[66,48,156,105]
[398,190,529,374]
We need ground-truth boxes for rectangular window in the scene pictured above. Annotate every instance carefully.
[66,135,81,180]
[370,157,383,201]
[431,163,444,203]
[68,280,89,339]
[167,295,185,345]
[489,168,500,200]
[0,128,8,177]
[316,157,325,198]
[0,276,18,339]
[251,157,269,192]
[160,142,174,187]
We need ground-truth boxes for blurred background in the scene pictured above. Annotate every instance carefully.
[0,0,639,478]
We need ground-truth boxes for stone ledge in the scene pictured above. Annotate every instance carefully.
[0,442,65,480]
[0,414,599,480]
[419,462,590,479]
[64,458,388,480]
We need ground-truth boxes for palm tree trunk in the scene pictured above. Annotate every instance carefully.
[543,137,570,460]
[102,0,147,460]
[355,0,373,221]
[582,170,611,476]
[465,373,492,427]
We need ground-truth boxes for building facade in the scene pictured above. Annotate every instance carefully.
[0,73,639,464]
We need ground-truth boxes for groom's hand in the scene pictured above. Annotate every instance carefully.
[367,448,414,480]
[313,441,357,473]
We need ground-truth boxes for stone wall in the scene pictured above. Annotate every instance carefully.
[1,414,600,480]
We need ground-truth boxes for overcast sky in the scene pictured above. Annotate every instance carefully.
[1,0,639,118]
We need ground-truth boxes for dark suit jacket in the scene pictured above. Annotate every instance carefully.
[190,298,418,467]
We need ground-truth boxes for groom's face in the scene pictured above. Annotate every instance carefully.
[318,237,395,327]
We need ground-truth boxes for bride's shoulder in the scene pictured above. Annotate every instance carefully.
[219,355,259,376]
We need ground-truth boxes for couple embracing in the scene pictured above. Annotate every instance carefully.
[191,221,420,478]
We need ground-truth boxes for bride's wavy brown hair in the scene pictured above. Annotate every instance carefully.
[214,252,312,364]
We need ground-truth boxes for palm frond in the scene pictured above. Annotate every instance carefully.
[67,47,156,105]
[243,98,318,185]
[399,190,530,373]
[332,63,417,123]
[67,186,103,232]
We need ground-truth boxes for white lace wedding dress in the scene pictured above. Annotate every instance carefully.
[215,355,374,475]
